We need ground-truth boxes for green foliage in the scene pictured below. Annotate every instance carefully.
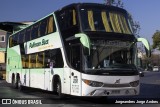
[152,30,160,50]
[105,0,123,7]
[104,0,115,5]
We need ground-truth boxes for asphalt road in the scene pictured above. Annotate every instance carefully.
[0,71,160,107]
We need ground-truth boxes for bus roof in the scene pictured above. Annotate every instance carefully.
[56,3,128,14]
[9,3,129,37]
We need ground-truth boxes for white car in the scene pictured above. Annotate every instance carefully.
[153,66,160,72]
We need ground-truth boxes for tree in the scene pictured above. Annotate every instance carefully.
[104,0,114,5]
[128,13,141,38]
[104,0,123,8]
[152,30,160,50]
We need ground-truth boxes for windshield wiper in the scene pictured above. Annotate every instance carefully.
[110,64,136,70]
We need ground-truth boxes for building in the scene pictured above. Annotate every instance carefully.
[0,29,7,79]
[0,22,33,79]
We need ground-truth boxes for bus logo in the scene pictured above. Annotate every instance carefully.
[115,79,121,84]
[29,39,49,48]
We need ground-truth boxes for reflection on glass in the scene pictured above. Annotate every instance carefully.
[83,40,137,74]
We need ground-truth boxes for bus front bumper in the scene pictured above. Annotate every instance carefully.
[85,88,139,96]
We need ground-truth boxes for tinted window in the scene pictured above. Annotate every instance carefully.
[29,54,36,68]
[58,9,78,31]
[49,49,64,68]
[12,34,18,46]
[47,16,55,34]
[44,50,50,68]
[22,55,26,68]
[19,30,25,44]
[24,55,29,68]
[25,27,32,42]
[36,52,44,68]
[39,15,56,37]
[39,18,48,37]
[31,23,39,40]
[9,36,13,47]
[9,15,57,47]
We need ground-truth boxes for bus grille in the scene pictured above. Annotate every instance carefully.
[103,83,131,88]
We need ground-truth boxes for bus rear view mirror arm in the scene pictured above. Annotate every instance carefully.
[137,38,151,57]
[75,33,91,55]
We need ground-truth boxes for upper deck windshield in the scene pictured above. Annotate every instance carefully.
[79,6,132,34]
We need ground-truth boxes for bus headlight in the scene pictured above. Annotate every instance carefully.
[129,80,139,87]
[82,79,104,87]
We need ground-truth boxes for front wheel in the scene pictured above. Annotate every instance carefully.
[55,80,65,99]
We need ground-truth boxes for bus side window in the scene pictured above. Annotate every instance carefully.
[44,51,50,68]
[59,9,77,31]
[30,54,36,68]
[9,36,13,47]
[72,9,77,25]
[80,9,90,31]
[49,49,64,68]
[12,35,15,46]
[27,54,34,68]
[25,28,31,42]
[57,11,65,31]
[39,18,48,37]
[47,16,55,34]
[36,52,44,68]
[28,55,32,68]
[36,53,39,68]
[12,34,18,46]
[66,10,74,28]
[22,55,26,68]
[16,33,20,45]
[25,55,29,68]
[31,23,39,40]
[19,30,25,44]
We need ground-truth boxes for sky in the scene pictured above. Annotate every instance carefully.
[0,0,160,44]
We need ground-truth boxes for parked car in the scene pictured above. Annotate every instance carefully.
[153,66,160,72]
[137,67,144,77]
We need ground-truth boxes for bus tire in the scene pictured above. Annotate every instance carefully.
[17,78,23,91]
[55,80,64,99]
[12,76,17,89]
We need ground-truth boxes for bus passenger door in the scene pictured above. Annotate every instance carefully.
[70,45,82,96]
[63,67,71,94]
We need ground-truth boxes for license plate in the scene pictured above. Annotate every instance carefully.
[111,90,120,94]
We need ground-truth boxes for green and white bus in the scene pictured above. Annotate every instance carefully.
[6,3,151,98]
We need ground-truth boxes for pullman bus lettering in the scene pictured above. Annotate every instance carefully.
[29,39,49,48]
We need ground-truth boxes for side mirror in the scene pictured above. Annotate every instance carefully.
[75,33,91,55]
[137,38,151,57]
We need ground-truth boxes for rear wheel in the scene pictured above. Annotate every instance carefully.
[12,77,17,89]
[17,78,23,91]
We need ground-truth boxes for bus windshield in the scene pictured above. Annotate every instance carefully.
[80,7,132,34]
[84,40,137,73]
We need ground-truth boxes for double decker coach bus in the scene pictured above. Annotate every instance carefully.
[6,3,151,98]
